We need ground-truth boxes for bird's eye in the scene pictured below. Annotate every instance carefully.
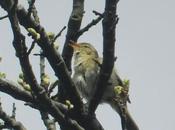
[83,45,89,48]
[76,52,80,55]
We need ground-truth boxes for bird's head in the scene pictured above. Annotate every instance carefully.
[69,42,99,59]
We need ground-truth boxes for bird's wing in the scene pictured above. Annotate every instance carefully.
[92,57,123,86]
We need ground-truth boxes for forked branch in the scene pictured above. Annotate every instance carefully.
[89,0,119,114]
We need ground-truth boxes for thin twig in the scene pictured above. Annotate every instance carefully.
[76,12,103,38]
[0,14,8,20]
[10,103,16,130]
[27,41,36,55]
[92,10,103,17]
[27,0,35,16]
[48,80,59,95]
[11,103,16,119]
[40,49,45,80]
[51,26,66,45]
[40,112,56,130]
[33,53,44,56]
[0,99,27,130]
[27,0,40,24]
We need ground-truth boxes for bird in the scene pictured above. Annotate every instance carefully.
[70,42,139,130]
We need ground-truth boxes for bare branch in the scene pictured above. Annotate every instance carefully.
[39,46,57,130]
[0,1,137,130]
[0,78,34,103]
[27,0,40,24]
[27,40,36,55]
[93,10,103,17]
[48,80,59,95]
[33,53,44,56]
[62,0,85,72]
[11,103,16,119]
[0,78,68,114]
[0,14,8,20]
[40,112,56,130]
[0,100,27,130]
[0,3,85,129]
[0,0,43,96]
[51,26,66,45]
[0,78,83,130]
[76,13,103,38]
[0,2,79,129]
[16,6,83,111]
[39,50,45,82]
[88,0,120,114]
[27,0,35,16]
[0,0,15,12]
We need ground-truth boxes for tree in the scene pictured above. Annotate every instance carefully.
[0,0,138,130]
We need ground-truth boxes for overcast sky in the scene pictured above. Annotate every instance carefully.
[0,0,175,130]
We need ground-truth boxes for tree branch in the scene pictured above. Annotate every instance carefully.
[40,112,56,130]
[27,0,39,24]
[0,100,27,130]
[0,1,123,130]
[6,0,43,96]
[39,47,56,130]
[0,78,68,114]
[0,76,83,130]
[51,26,66,45]
[0,78,34,103]
[75,12,103,38]
[27,0,35,16]
[11,103,16,119]
[0,14,8,20]
[16,6,83,112]
[62,0,85,72]
[88,0,119,114]
[27,40,36,55]
[0,2,84,129]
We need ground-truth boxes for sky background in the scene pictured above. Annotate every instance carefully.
[0,0,175,130]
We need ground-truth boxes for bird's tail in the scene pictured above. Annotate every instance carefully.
[110,102,139,130]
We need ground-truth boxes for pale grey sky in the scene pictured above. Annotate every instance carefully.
[0,0,175,130]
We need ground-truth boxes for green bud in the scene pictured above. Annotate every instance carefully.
[0,72,6,79]
[114,85,123,95]
[47,32,55,40]
[27,28,40,40]
[65,100,74,109]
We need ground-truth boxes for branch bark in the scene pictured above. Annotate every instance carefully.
[75,14,103,38]
[0,76,83,130]
[0,78,68,114]
[0,100,27,130]
[88,0,119,114]
[0,1,129,130]
[0,1,83,129]
[16,6,83,111]
[62,0,84,72]
[0,79,33,103]
[39,48,56,130]
[40,112,56,130]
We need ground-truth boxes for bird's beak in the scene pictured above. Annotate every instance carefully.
[69,42,80,50]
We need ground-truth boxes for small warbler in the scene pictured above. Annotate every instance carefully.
[71,42,139,130]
